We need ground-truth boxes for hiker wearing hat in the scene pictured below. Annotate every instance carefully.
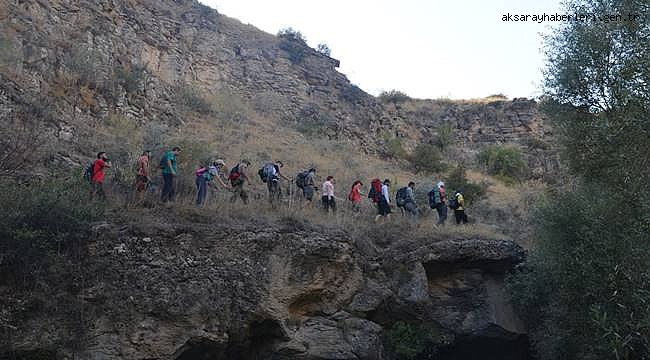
[428,179,447,225]
[196,159,230,206]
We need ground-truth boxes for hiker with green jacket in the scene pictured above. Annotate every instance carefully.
[160,147,181,203]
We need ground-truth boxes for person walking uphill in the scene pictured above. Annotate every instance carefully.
[135,150,151,203]
[297,167,317,208]
[375,179,392,222]
[160,147,181,203]
[91,152,111,200]
[449,189,468,224]
[260,161,290,206]
[196,160,229,207]
[321,176,336,213]
[429,180,447,225]
[229,159,251,204]
[348,180,364,213]
[402,181,418,217]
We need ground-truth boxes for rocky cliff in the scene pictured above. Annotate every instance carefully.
[0,0,554,173]
[0,211,528,359]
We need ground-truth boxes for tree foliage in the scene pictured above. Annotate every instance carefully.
[477,145,528,183]
[507,0,650,359]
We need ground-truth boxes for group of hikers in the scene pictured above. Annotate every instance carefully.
[85,147,470,225]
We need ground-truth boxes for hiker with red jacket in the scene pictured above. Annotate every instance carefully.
[229,159,251,204]
[348,180,364,213]
[91,152,111,200]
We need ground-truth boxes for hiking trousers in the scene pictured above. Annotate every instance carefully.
[454,209,468,224]
[161,173,176,203]
[322,196,336,212]
[436,202,447,224]
[196,176,208,206]
[267,179,281,204]
[91,181,106,200]
[404,202,418,217]
[230,181,248,204]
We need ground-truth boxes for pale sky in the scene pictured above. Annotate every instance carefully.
[200,0,563,100]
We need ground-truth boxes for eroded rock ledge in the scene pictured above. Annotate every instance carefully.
[0,220,528,359]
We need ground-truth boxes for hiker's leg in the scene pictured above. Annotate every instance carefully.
[196,177,206,206]
[331,197,336,212]
[462,211,468,224]
[454,210,462,224]
[241,187,248,204]
[161,174,171,202]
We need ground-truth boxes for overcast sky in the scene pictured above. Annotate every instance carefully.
[200,0,563,100]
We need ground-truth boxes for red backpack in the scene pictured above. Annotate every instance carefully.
[368,178,382,203]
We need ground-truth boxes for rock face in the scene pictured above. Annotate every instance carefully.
[0,216,528,359]
[0,0,555,175]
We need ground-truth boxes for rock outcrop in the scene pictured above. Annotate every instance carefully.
[0,215,528,359]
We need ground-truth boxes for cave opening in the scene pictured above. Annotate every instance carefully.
[436,334,532,360]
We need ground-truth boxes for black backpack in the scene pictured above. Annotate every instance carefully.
[395,187,408,207]
[449,193,461,210]
[296,171,309,189]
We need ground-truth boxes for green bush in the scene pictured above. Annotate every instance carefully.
[278,28,308,64]
[434,123,454,153]
[445,165,487,205]
[386,321,435,359]
[410,143,445,174]
[296,104,338,138]
[477,145,528,182]
[378,90,411,104]
[0,175,104,280]
[384,136,407,159]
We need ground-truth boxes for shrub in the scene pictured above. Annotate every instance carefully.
[115,63,146,93]
[295,103,338,138]
[386,321,436,359]
[378,90,411,104]
[278,27,308,64]
[0,175,104,281]
[316,43,331,56]
[434,123,454,153]
[445,165,487,205]
[477,145,528,182]
[384,137,407,159]
[409,143,445,174]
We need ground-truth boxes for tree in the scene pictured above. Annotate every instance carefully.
[507,1,650,359]
[316,43,331,56]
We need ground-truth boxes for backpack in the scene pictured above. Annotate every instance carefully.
[296,171,309,189]
[195,166,208,177]
[449,193,461,210]
[259,163,276,183]
[83,161,95,183]
[395,187,408,207]
[428,188,441,209]
[368,179,382,203]
[228,164,241,182]
[159,153,167,170]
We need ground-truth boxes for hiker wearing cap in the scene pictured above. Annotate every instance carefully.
[196,160,230,207]
[160,146,181,203]
[428,180,447,225]
[375,179,392,222]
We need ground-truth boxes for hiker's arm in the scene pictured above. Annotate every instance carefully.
[167,159,175,175]
[217,176,230,189]
[280,173,290,181]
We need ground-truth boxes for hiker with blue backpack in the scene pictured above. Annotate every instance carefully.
[160,146,181,203]
[428,180,447,225]
[259,161,289,205]
[195,159,229,207]
[396,181,418,218]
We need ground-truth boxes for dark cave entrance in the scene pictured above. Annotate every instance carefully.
[436,334,532,360]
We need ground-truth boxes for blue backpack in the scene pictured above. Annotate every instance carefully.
[428,187,441,209]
